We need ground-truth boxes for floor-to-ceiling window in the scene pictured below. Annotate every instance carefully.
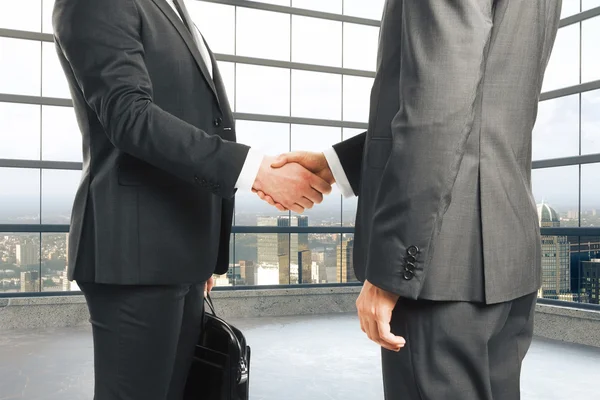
[1,1,599,301]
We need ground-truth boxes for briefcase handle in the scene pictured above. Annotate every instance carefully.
[205,293,217,315]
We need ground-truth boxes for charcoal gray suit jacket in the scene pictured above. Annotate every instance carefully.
[53,0,249,284]
[334,0,562,304]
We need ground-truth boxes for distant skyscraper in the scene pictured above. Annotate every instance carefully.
[15,242,38,267]
[276,215,310,285]
[582,259,600,304]
[324,247,338,283]
[537,203,571,299]
[337,238,356,283]
[239,260,256,286]
[20,271,39,292]
[257,217,279,266]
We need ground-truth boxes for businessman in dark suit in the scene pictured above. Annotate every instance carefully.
[262,0,562,398]
[52,0,330,398]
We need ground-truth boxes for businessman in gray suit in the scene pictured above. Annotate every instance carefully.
[52,0,331,398]
[260,0,562,398]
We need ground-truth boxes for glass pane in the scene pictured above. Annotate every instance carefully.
[187,1,235,55]
[581,163,600,227]
[342,128,363,226]
[233,232,290,285]
[0,0,41,32]
[343,75,373,123]
[0,168,40,224]
[291,125,342,226]
[292,0,342,14]
[42,41,71,99]
[0,102,40,160]
[41,232,76,292]
[236,8,290,61]
[582,0,600,12]
[41,169,80,224]
[532,166,580,227]
[343,0,386,21]
[42,105,82,162]
[582,17,600,84]
[576,236,600,305]
[234,121,290,226]
[0,233,41,294]
[308,233,342,283]
[581,89,600,155]
[561,0,581,18]
[42,0,55,34]
[343,23,379,72]
[291,70,341,120]
[0,38,41,96]
[532,95,579,161]
[292,16,342,68]
[236,64,290,116]
[542,24,580,93]
[216,61,235,111]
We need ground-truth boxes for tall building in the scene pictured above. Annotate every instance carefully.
[20,271,39,292]
[337,238,356,283]
[256,215,311,284]
[537,203,571,299]
[15,242,38,267]
[276,215,310,285]
[239,260,256,286]
[582,259,600,305]
[324,247,339,283]
[257,217,279,266]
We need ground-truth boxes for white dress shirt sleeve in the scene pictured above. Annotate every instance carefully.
[235,148,264,191]
[323,147,355,198]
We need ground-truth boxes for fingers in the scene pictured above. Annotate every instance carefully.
[309,174,332,195]
[270,152,306,169]
[295,197,314,210]
[302,187,324,205]
[288,203,305,214]
[376,318,405,351]
[256,190,289,211]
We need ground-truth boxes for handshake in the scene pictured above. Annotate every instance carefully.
[252,151,334,214]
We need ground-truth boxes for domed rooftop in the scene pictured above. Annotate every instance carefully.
[537,202,560,226]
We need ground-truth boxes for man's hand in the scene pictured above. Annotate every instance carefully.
[204,276,215,298]
[255,151,334,210]
[253,155,332,214]
[356,280,405,352]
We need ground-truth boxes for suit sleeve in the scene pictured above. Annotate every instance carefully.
[332,132,366,196]
[365,0,495,299]
[53,0,248,199]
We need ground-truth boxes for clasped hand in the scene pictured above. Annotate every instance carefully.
[252,152,334,213]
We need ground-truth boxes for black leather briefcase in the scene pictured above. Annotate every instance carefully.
[184,295,250,400]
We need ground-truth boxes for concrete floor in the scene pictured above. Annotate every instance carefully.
[0,314,599,400]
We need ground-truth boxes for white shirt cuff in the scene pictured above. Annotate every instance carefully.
[323,147,355,198]
[235,148,264,191]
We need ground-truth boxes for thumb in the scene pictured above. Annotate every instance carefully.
[271,152,301,168]
[270,154,288,168]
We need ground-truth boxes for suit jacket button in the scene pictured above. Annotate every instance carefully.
[407,245,420,256]
[214,117,223,127]
[403,269,414,280]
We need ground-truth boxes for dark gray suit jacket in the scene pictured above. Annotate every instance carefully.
[53,0,249,285]
[334,0,562,304]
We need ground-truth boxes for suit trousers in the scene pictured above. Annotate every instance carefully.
[79,282,205,400]
[382,292,537,400]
